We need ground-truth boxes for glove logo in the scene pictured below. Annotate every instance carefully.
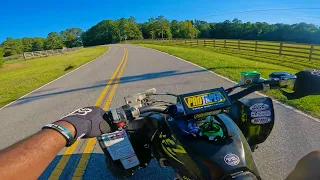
[62,108,93,118]
[70,108,92,115]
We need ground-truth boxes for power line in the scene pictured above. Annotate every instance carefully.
[204,7,320,17]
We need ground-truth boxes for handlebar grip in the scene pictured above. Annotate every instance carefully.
[138,106,167,114]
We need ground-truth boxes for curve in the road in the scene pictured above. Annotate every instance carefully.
[145,47,320,123]
[1,44,319,180]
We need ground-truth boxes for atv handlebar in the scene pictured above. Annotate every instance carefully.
[105,76,294,127]
[229,79,281,102]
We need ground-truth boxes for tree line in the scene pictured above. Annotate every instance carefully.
[82,16,320,46]
[2,16,320,57]
[194,19,320,44]
[82,16,199,46]
[1,28,82,57]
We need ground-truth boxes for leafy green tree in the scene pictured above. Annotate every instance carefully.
[0,38,24,56]
[143,16,172,39]
[32,37,45,51]
[44,32,64,50]
[154,16,172,39]
[22,38,33,52]
[194,20,211,38]
[179,20,199,38]
[231,18,243,38]
[61,28,83,48]
[116,17,143,41]
[171,20,180,38]
[82,20,117,46]
[139,22,152,39]
[3,16,320,50]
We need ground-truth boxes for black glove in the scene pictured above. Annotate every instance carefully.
[294,70,320,96]
[283,70,320,99]
[57,106,111,139]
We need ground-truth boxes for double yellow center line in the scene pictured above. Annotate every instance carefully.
[49,47,129,179]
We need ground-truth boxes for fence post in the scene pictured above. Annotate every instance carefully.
[31,52,34,59]
[309,45,314,61]
[279,42,283,55]
[185,39,186,45]
[255,41,258,52]
[213,39,215,48]
[204,40,206,47]
[197,39,199,46]
[238,40,240,50]
[224,40,226,48]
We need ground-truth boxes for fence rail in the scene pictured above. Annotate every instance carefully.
[23,47,82,60]
[128,39,320,61]
[4,47,83,61]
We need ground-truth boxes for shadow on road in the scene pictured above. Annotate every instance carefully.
[6,69,206,107]
[6,66,279,107]
[39,153,174,180]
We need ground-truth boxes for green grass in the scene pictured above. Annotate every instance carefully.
[136,43,320,118]
[0,46,109,107]
[4,58,25,64]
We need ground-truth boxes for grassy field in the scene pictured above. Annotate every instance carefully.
[136,43,320,118]
[0,46,108,108]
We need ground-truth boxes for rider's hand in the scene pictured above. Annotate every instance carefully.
[56,106,111,139]
[284,70,320,99]
[293,69,320,96]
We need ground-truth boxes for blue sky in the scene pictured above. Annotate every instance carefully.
[1,0,320,43]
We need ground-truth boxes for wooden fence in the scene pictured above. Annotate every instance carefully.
[129,39,320,61]
[23,47,83,60]
[4,47,83,61]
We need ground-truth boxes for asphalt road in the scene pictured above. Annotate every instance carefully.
[0,44,319,180]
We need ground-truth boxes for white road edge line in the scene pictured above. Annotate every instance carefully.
[138,45,320,123]
[0,46,110,111]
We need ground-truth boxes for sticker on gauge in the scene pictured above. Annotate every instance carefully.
[251,110,271,118]
[101,130,135,160]
[249,103,269,112]
[120,154,140,169]
[184,92,226,109]
[224,153,240,166]
[251,117,271,124]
